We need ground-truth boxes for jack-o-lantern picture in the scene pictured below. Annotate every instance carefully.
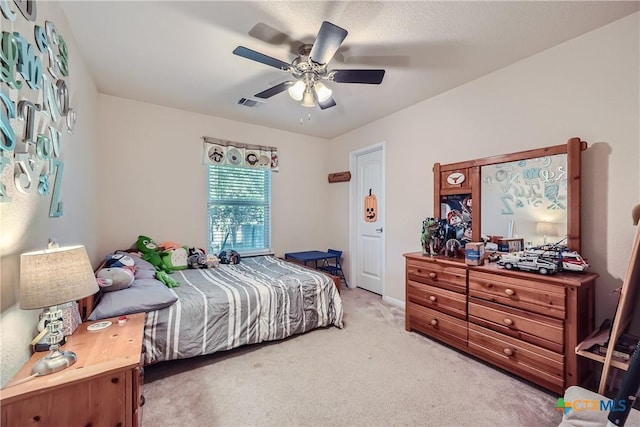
[364,189,378,222]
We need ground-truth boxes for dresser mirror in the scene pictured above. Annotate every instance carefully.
[480,152,568,248]
[433,137,585,252]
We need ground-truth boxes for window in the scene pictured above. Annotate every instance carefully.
[207,166,271,255]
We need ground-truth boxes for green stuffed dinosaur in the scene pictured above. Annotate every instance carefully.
[136,235,179,287]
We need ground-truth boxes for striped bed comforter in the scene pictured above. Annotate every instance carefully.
[142,255,343,365]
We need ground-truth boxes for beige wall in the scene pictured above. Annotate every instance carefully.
[96,95,332,258]
[328,12,640,327]
[0,2,100,386]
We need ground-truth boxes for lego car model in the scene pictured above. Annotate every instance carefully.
[496,251,559,275]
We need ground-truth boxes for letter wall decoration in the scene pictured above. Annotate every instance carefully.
[0,0,76,216]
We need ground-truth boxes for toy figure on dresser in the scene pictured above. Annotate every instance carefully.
[443,238,461,257]
[421,217,443,256]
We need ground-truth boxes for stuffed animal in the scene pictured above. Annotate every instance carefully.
[160,247,189,271]
[218,249,241,265]
[96,267,134,292]
[205,254,220,268]
[135,235,180,287]
[187,247,208,269]
[104,253,135,269]
[136,235,171,272]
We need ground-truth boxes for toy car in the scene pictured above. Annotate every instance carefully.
[526,243,590,272]
[497,251,559,275]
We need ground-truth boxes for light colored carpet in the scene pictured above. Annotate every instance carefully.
[142,287,560,427]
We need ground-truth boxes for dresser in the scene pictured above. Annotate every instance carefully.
[1,313,145,427]
[404,252,597,394]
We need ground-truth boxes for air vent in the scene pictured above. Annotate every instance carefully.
[237,98,264,109]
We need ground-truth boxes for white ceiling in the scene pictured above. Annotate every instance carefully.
[59,1,639,139]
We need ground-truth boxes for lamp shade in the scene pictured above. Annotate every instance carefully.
[301,90,315,107]
[314,81,332,102]
[536,222,557,237]
[287,80,305,101]
[20,245,99,309]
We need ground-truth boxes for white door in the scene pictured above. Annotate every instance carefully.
[350,143,385,295]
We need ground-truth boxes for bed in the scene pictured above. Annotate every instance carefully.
[80,254,344,365]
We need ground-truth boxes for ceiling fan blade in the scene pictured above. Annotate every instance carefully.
[309,21,348,65]
[233,46,290,70]
[255,81,294,99]
[331,69,385,84]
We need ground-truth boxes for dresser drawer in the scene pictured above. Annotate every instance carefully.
[407,280,466,319]
[469,271,565,319]
[469,298,563,352]
[407,302,467,348]
[468,323,564,392]
[407,260,467,293]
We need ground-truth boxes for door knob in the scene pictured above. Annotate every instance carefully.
[376,227,383,232]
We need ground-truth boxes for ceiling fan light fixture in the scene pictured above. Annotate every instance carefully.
[301,90,315,108]
[288,80,305,101]
[314,81,332,102]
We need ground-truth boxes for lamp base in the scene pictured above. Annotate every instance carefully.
[31,347,77,376]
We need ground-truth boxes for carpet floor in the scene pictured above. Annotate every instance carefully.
[142,287,561,427]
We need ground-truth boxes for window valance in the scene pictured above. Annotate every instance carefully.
[202,137,279,171]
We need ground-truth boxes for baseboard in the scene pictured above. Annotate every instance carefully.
[383,295,405,310]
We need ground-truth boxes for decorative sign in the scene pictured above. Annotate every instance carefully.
[446,172,466,185]
[364,189,377,222]
[1,0,77,217]
[328,171,351,183]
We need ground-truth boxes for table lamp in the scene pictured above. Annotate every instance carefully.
[536,221,557,245]
[20,245,99,376]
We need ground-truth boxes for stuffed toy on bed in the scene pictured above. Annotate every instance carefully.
[136,235,172,272]
[96,267,135,292]
[187,247,208,269]
[160,246,189,271]
[135,235,180,287]
[218,249,241,265]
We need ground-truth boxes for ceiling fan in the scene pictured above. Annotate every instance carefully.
[233,21,385,110]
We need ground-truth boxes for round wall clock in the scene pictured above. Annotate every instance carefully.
[446,172,466,185]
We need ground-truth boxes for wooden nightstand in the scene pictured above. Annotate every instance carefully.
[1,312,145,427]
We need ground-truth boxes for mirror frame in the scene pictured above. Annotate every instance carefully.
[434,137,586,252]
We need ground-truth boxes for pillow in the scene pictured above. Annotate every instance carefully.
[88,278,178,320]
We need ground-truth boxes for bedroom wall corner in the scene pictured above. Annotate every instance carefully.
[0,1,100,387]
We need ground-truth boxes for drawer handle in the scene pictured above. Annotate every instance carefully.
[503,318,514,326]
[503,348,514,357]
[504,288,515,296]
[430,319,438,326]
[429,295,437,302]
[428,272,437,279]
